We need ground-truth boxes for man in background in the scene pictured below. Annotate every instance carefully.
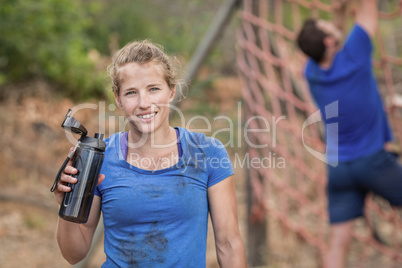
[297,1,402,267]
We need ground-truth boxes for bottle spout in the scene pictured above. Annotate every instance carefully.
[61,109,88,137]
[94,133,104,140]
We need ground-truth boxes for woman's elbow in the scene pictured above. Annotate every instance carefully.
[62,251,88,265]
[58,241,89,265]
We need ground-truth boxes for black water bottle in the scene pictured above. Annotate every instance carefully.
[50,109,106,223]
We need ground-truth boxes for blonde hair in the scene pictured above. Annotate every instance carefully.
[107,40,181,96]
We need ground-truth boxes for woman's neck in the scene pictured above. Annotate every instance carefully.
[127,125,177,157]
[125,125,179,170]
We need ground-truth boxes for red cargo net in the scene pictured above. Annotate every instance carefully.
[237,0,402,267]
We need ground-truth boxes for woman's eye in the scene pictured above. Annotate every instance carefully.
[150,87,160,92]
[125,91,136,96]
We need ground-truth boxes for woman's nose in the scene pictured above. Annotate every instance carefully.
[138,93,151,108]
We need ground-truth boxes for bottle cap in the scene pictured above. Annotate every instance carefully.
[61,109,106,151]
[61,109,88,136]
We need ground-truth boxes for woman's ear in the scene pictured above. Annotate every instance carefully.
[114,90,123,109]
[169,86,176,103]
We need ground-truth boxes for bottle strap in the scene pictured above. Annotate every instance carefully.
[50,142,79,192]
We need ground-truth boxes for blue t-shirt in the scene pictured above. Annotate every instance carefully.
[305,24,392,163]
[95,127,234,267]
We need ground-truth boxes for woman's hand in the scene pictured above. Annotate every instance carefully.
[53,147,105,205]
[53,161,78,205]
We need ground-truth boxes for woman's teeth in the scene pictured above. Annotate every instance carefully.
[138,113,156,119]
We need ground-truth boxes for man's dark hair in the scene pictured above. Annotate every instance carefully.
[297,19,328,63]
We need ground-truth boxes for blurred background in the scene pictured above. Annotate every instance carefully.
[1,0,402,267]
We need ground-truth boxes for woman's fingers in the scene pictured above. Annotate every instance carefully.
[62,173,78,184]
[57,182,72,192]
[64,165,78,175]
[56,172,78,192]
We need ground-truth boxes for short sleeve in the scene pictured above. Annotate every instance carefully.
[343,24,373,63]
[206,138,234,188]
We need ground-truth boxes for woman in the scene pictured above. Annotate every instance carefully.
[53,40,247,267]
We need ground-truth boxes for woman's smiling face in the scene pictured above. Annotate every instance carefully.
[114,61,176,136]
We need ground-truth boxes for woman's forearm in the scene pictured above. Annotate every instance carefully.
[56,218,93,264]
[55,197,101,264]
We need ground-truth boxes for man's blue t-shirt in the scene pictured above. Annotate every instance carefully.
[305,24,392,163]
[95,127,233,267]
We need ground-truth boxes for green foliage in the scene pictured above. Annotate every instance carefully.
[0,0,234,101]
[83,0,161,55]
[0,0,106,99]
[82,0,215,58]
